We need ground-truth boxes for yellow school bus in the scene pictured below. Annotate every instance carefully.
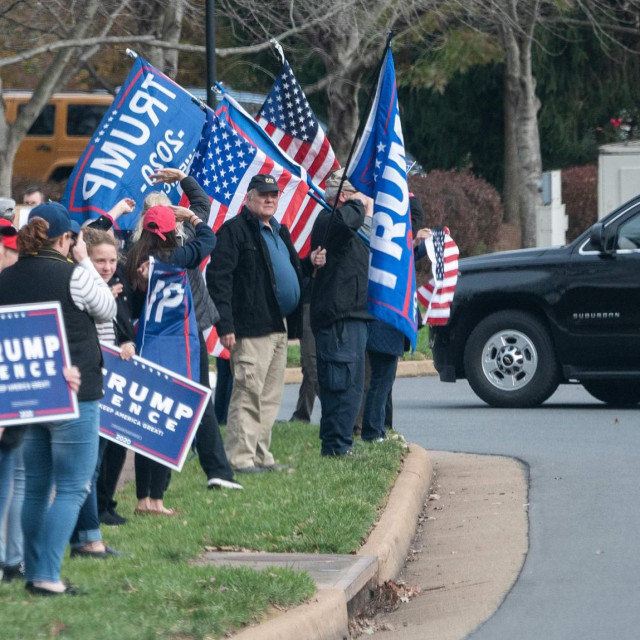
[5,92,114,182]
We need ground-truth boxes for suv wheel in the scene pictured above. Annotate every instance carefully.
[582,380,640,407]
[464,310,560,407]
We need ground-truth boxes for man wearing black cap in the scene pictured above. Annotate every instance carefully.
[310,168,373,457]
[206,174,303,473]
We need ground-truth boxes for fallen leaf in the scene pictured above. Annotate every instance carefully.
[49,620,69,636]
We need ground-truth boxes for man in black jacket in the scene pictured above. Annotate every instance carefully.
[310,168,373,457]
[207,174,305,473]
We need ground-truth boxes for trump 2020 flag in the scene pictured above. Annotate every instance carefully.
[136,257,199,381]
[62,56,205,230]
[347,47,418,347]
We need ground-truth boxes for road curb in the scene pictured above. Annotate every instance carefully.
[284,359,436,384]
[231,444,433,639]
[359,443,433,584]
[232,589,349,640]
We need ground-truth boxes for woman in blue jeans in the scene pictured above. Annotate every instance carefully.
[0,203,116,595]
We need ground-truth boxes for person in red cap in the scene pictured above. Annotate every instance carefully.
[0,219,18,272]
[126,201,217,515]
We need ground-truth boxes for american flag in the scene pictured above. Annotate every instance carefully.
[256,58,339,189]
[218,94,329,256]
[187,107,325,356]
[417,227,459,325]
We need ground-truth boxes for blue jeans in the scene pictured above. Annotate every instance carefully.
[0,446,14,564]
[70,438,106,548]
[362,351,399,441]
[22,401,100,583]
[0,444,25,566]
[316,319,368,456]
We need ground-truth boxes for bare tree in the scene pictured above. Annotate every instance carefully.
[217,0,433,162]
[0,0,346,195]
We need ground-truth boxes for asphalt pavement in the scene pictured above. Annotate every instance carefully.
[278,377,640,640]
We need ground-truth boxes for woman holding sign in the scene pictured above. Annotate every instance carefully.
[0,202,116,595]
[127,201,216,516]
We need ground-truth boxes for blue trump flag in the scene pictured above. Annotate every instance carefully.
[62,56,205,230]
[135,258,199,381]
[347,48,418,348]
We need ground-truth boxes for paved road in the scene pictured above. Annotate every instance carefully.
[278,377,640,640]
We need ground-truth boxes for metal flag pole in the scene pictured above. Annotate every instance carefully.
[205,0,217,109]
[319,31,394,250]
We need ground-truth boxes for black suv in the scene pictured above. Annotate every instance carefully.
[430,196,640,407]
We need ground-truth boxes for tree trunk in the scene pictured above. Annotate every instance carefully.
[326,75,361,164]
[502,65,520,225]
[500,9,542,248]
[147,0,185,77]
[0,0,102,196]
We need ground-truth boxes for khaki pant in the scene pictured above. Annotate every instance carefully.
[225,331,287,469]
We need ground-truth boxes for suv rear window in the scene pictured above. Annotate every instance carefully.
[66,104,109,136]
[19,104,55,136]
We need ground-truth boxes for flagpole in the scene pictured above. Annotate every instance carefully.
[205,0,217,109]
[319,31,394,249]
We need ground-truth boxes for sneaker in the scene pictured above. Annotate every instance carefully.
[2,562,25,582]
[99,510,128,526]
[207,477,244,490]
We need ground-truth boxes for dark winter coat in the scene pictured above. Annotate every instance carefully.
[206,205,303,340]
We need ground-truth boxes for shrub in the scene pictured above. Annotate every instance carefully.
[561,164,597,242]
[408,169,503,258]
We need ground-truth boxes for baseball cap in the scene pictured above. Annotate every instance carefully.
[143,205,176,241]
[247,174,280,193]
[325,168,355,192]
[28,202,75,238]
[0,219,17,251]
[325,167,356,191]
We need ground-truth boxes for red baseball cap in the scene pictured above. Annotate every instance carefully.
[143,205,175,241]
[0,218,17,251]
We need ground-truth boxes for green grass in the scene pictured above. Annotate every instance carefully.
[209,326,432,369]
[1,423,406,639]
[284,327,431,367]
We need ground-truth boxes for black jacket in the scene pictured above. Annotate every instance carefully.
[206,206,302,339]
[180,176,220,332]
[0,250,104,401]
[109,264,136,347]
[309,199,371,332]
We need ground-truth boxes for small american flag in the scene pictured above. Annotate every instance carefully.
[256,58,339,188]
[417,227,459,325]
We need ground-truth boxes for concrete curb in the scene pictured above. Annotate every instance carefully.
[359,443,433,584]
[284,359,436,384]
[232,590,349,640]
[231,444,433,639]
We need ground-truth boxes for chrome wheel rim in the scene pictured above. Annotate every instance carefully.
[481,329,538,391]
